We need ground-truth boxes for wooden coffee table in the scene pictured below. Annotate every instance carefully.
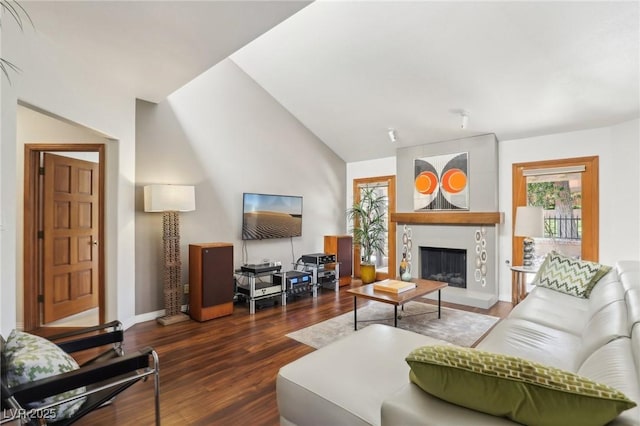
[346,278,448,330]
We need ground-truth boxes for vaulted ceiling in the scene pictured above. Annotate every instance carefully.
[21,1,311,103]
[19,1,640,162]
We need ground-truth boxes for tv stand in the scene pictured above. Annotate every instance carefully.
[234,257,340,314]
[296,255,340,293]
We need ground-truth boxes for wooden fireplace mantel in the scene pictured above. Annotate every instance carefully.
[390,211,504,225]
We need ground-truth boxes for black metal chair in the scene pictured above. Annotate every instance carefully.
[1,321,160,425]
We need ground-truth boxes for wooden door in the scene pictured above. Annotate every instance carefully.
[42,153,99,323]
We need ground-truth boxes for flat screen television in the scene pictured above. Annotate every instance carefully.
[242,193,303,240]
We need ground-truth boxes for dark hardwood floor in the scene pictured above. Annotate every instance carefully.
[77,282,512,426]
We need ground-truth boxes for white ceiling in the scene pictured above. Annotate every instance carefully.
[21,1,639,162]
[232,1,640,161]
[22,0,311,103]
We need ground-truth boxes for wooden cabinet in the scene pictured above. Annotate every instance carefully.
[324,235,353,286]
[189,243,234,321]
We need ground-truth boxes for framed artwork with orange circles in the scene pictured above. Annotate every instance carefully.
[414,152,469,210]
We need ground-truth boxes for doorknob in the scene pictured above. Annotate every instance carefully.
[93,240,98,246]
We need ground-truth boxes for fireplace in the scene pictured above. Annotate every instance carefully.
[421,247,467,288]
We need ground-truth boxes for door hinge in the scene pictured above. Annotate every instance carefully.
[37,230,44,239]
[37,295,44,303]
[39,167,45,175]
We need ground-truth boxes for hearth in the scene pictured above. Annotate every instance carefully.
[421,247,467,288]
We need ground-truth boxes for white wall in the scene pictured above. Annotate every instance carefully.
[345,156,396,239]
[134,60,347,314]
[1,22,137,334]
[347,119,639,304]
[346,156,396,208]
[497,119,640,301]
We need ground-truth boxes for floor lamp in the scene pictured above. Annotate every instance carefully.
[144,184,195,325]
[514,206,544,268]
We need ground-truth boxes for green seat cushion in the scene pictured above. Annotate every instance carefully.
[406,345,636,426]
[533,251,611,298]
[4,330,86,421]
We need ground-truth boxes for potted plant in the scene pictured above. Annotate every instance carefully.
[346,187,387,284]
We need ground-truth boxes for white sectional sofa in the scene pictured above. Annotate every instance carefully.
[277,261,640,425]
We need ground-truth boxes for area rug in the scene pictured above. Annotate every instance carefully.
[286,301,500,349]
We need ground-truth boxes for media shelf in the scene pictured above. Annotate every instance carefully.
[296,255,340,293]
[234,267,285,315]
[234,255,340,314]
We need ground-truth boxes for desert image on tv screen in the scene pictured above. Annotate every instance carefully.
[242,194,302,240]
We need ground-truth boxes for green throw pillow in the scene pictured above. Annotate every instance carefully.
[406,345,636,426]
[533,251,610,298]
[4,330,87,421]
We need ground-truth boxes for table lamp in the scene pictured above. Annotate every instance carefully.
[514,206,544,268]
[144,184,195,325]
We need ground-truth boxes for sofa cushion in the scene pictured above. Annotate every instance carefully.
[578,300,630,364]
[406,345,637,426]
[507,286,587,335]
[4,330,86,421]
[578,337,640,425]
[475,317,582,371]
[533,251,609,298]
[617,260,640,286]
[587,272,626,317]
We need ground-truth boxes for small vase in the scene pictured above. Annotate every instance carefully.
[401,268,412,282]
[399,257,408,277]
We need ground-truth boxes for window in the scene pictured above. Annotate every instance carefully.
[512,157,599,264]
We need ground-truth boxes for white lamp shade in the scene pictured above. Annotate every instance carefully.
[144,185,196,212]
[514,206,543,238]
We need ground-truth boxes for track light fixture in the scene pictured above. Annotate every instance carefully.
[461,112,469,129]
[388,128,397,143]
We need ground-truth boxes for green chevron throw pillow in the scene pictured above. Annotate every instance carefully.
[406,345,636,426]
[4,330,86,421]
[533,251,610,298]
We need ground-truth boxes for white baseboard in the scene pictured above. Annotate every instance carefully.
[15,305,192,332]
[127,304,189,330]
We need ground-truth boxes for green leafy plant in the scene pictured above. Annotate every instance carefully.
[1,0,33,82]
[346,187,387,265]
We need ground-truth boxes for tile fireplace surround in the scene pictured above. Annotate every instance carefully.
[392,212,503,308]
[394,134,503,309]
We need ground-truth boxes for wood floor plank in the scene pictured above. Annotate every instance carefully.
[75,284,511,425]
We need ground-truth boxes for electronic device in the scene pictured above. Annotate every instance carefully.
[242,192,303,240]
[236,281,282,297]
[316,269,336,285]
[273,271,314,295]
[301,253,336,265]
[273,271,312,288]
[287,282,314,295]
[240,263,282,274]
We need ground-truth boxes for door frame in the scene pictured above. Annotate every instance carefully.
[352,175,396,281]
[512,156,599,264]
[23,143,106,331]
